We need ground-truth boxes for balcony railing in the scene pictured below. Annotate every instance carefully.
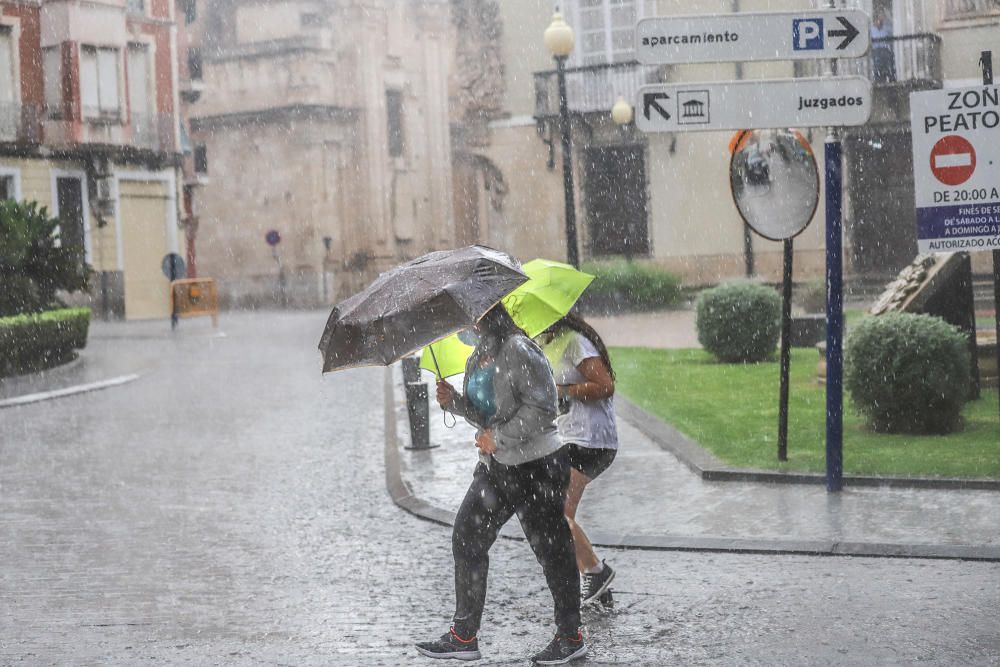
[0,103,43,144]
[798,34,942,86]
[534,60,666,118]
[129,112,176,152]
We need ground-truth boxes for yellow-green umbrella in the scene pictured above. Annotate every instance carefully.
[419,259,593,378]
[502,258,594,337]
[419,332,476,379]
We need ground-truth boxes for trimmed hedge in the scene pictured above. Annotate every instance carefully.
[0,308,91,377]
[696,282,781,363]
[579,260,682,311]
[845,312,970,434]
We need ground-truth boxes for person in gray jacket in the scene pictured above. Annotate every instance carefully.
[415,303,586,665]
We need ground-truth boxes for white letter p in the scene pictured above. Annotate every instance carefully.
[798,21,820,49]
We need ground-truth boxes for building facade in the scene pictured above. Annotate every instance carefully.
[189,0,458,306]
[0,0,193,319]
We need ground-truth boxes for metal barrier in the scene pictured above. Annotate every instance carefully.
[170,278,219,327]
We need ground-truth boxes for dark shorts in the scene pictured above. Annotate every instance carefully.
[564,444,617,480]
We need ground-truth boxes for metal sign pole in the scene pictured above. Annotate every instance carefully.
[170,260,178,330]
[982,50,1000,419]
[778,238,794,461]
[825,129,844,492]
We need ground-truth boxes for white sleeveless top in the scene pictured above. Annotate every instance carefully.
[541,331,618,450]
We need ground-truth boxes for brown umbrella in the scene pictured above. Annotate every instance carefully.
[318,245,527,373]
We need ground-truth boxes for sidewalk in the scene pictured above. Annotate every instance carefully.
[387,311,1000,560]
[0,315,222,404]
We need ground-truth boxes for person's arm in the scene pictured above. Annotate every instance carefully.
[560,357,614,402]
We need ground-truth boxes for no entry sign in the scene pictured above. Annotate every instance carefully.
[910,85,1000,253]
[929,135,976,186]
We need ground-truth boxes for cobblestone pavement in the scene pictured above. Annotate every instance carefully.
[2,312,999,665]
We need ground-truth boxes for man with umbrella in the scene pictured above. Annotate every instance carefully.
[319,247,586,664]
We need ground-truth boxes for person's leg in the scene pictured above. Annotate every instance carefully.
[564,467,600,573]
[564,446,618,606]
[515,451,580,636]
[451,463,515,639]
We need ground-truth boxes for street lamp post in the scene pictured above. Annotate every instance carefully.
[545,13,580,268]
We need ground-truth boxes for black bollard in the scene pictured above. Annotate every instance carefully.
[401,357,435,450]
[401,356,422,384]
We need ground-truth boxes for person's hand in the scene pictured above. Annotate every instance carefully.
[436,380,456,408]
[475,429,497,456]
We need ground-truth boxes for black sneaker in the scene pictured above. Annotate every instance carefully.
[532,631,587,665]
[580,561,615,605]
[598,589,614,609]
[415,628,481,661]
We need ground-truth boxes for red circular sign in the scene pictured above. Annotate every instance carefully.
[929,135,976,186]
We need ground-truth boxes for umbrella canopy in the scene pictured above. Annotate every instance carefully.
[318,246,527,373]
[420,330,476,379]
[502,258,594,337]
[419,258,593,378]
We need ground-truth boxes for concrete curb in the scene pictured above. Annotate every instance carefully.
[616,397,1000,492]
[383,368,1000,562]
[0,374,142,409]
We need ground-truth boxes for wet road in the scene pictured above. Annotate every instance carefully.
[1,312,998,665]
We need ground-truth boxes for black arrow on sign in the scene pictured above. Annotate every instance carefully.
[644,92,670,121]
[828,16,860,50]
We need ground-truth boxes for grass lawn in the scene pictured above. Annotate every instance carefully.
[612,347,1000,479]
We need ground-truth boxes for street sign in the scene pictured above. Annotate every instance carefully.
[161,252,186,281]
[910,85,1000,253]
[636,10,869,65]
[636,77,872,133]
[265,229,281,246]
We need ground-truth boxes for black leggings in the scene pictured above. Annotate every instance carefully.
[451,448,580,638]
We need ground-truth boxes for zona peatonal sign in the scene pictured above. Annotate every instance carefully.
[636,77,872,133]
[636,10,869,65]
[910,84,1000,253]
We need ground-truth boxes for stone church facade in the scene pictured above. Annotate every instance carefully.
[191,0,471,306]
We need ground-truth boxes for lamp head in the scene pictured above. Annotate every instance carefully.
[611,96,634,125]
[544,12,575,57]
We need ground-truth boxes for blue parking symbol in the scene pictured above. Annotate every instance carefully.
[793,19,824,50]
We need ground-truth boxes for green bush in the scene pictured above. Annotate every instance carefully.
[0,308,91,377]
[0,199,90,317]
[696,282,781,363]
[579,259,682,311]
[845,312,970,434]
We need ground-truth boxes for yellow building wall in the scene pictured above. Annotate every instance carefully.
[0,156,120,271]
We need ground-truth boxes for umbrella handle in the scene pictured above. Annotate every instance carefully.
[427,345,457,429]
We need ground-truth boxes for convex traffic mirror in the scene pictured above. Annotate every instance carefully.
[729,128,819,241]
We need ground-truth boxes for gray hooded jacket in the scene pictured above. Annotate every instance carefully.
[444,333,562,466]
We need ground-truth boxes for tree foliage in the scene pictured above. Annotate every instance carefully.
[0,199,90,317]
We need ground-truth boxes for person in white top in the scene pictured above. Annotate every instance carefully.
[536,312,619,607]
